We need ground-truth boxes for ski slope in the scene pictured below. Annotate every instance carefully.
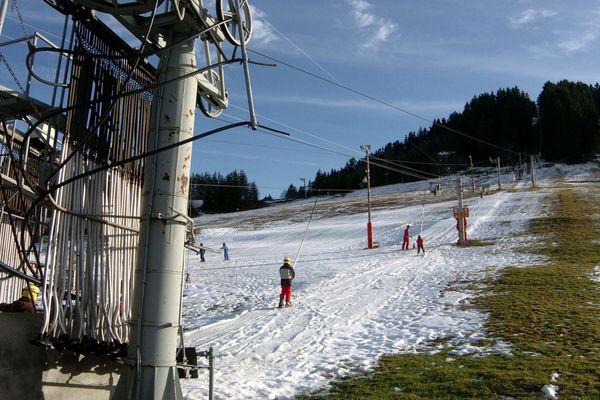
[180,163,598,399]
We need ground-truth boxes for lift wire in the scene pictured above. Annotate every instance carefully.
[216,112,355,159]
[292,194,319,269]
[18,121,250,252]
[4,15,66,43]
[404,137,439,164]
[42,0,161,185]
[10,0,29,43]
[189,182,355,193]
[262,19,341,85]
[51,122,249,197]
[16,57,243,186]
[247,48,519,156]
[0,119,45,281]
[228,103,365,158]
[8,6,166,303]
[216,112,444,182]
[226,102,478,178]
[368,156,439,178]
[229,103,494,177]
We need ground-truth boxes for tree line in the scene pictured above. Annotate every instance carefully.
[191,79,600,208]
[288,80,600,197]
[189,170,264,214]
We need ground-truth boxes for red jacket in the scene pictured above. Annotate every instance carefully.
[416,236,424,247]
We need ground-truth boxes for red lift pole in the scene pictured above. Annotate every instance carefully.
[361,145,374,248]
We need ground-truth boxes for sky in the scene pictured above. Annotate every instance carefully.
[0,1,599,197]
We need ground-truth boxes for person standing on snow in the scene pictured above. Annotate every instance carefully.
[402,225,412,250]
[199,243,206,262]
[221,242,229,260]
[278,256,295,308]
[416,234,425,255]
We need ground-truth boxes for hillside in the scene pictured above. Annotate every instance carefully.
[181,162,600,399]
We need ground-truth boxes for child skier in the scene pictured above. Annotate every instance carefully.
[278,256,295,308]
[416,234,425,255]
[402,225,412,250]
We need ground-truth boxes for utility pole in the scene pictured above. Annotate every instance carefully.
[496,156,502,190]
[530,154,536,188]
[300,177,306,198]
[469,155,475,191]
[236,0,257,129]
[361,144,374,249]
[0,0,8,36]
[114,27,198,400]
[456,178,466,245]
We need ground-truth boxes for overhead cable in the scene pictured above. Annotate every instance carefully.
[248,48,519,155]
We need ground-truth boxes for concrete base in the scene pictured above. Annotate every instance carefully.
[0,313,121,400]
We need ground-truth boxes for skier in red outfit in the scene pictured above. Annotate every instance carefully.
[416,234,425,255]
[279,256,295,308]
[402,225,412,250]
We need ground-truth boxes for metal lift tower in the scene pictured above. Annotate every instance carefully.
[60,1,253,399]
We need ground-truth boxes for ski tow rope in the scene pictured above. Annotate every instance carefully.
[293,195,319,268]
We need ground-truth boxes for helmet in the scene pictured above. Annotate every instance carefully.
[22,285,40,302]
[283,256,292,264]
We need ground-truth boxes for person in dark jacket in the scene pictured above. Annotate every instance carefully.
[0,284,39,313]
[278,256,295,308]
[199,243,206,262]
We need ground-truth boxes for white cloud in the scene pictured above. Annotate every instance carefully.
[557,31,599,52]
[347,0,398,49]
[254,93,463,115]
[249,6,278,46]
[555,7,600,53]
[509,8,557,28]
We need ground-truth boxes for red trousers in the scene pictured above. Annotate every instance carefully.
[280,284,292,302]
[402,237,410,250]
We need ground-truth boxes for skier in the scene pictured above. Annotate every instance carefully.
[278,256,295,308]
[0,284,39,313]
[199,243,206,262]
[402,225,412,250]
[416,234,425,255]
[221,242,229,260]
[185,273,191,284]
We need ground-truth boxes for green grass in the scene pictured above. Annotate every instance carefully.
[297,189,600,399]
[459,239,493,247]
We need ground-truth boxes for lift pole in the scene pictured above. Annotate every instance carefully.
[114,35,198,400]
[361,144,374,249]
[496,156,502,190]
[456,178,466,245]
[0,0,7,36]
[300,177,306,198]
[530,154,536,188]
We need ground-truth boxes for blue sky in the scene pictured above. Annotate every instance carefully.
[1,1,599,197]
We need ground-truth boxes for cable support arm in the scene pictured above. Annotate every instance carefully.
[0,260,42,286]
[18,57,243,186]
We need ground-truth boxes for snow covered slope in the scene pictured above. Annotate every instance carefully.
[180,163,599,399]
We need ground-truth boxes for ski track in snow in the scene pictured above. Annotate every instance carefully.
[180,164,592,399]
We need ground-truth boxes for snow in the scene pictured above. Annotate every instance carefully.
[179,163,597,399]
[542,384,559,400]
